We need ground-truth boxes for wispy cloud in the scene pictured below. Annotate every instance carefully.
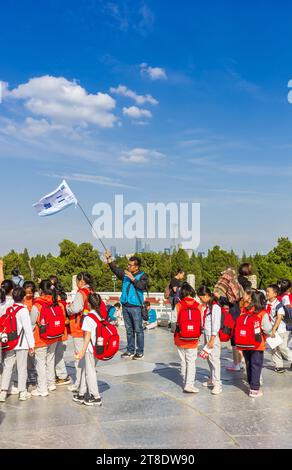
[120,148,165,164]
[140,63,167,80]
[41,172,136,189]
[100,1,155,36]
[122,106,152,119]
[110,84,158,106]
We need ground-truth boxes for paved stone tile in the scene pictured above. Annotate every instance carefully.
[100,415,238,449]
[98,360,169,377]
[0,327,291,449]
[234,435,292,449]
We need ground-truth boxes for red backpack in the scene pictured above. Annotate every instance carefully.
[0,305,23,351]
[88,311,120,361]
[234,311,263,349]
[219,307,235,342]
[176,299,201,341]
[35,299,65,340]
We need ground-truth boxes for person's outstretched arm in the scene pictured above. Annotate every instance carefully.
[105,250,125,281]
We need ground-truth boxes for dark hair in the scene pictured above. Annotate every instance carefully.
[145,301,151,307]
[180,282,196,299]
[23,280,36,294]
[277,279,292,295]
[55,282,67,302]
[39,279,58,306]
[267,284,280,296]
[238,263,252,277]
[197,285,217,308]
[248,290,266,313]
[114,302,121,308]
[0,280,14,303]
[49,275,59,286]
[176,268,185,275]
[88,292,101,313]
[76,272,94,289]
[12,286,25,303]
[11,267,20,277]
[128,256,141,268]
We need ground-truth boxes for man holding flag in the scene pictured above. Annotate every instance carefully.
[105,250,148,360]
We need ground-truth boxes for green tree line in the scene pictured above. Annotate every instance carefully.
[1,237,292,292]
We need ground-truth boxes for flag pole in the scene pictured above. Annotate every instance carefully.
[77,202,108,252]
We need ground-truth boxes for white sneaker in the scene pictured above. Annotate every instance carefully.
[19,391,32,401]
[8,385,19,395]
[211,384,223,395]
[184,385,199,394]
[202,380,214,387]
[48,385,56,392]
[67,383,78,392]
[31,389,49,397]
[0,391,7,402]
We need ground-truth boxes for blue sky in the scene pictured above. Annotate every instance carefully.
[1,0,292,256]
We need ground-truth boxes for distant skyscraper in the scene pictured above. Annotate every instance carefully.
[144,242,151,252]
[110,246,117,258]
[135,238,142,253]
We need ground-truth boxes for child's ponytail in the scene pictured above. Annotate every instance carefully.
[0,286,6,303]
[88,292,101,314]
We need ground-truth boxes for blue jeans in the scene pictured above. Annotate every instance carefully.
[243,350,264,391]
[122,306,144,355]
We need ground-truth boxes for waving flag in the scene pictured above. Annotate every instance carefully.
[33,180,78,216]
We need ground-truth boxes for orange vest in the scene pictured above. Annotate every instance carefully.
[174,298,202,349]
[237,307,267,352]
[69,288,91,338]
[33,295,66,349]
[24,296,34,312]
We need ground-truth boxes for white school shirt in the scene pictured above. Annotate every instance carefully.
[13,303,35,350]
[0,296,14,317]
[267,299,286,334]
[81,310,98,354]
[202,303,222,336]
[281,294,290,307]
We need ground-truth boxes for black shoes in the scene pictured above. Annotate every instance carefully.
[84,395,102,406]
[121,352,134,358]
[132,353,144,360]
[274,367,285,374]
[72,394,85,404]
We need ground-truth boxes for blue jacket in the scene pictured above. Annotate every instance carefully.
[120,272,145,306]
[148,308,157,324]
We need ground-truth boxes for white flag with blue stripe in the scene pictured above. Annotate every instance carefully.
[33,180,78,216]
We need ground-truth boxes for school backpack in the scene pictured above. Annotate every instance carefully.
[176,299,201,341]
[214,268,243,305]
[0,305,24,351]
[219,307,235,342]
[88,311,120,361]
[35,299,65,340]
[234,312,263,349]
[281,293,292,332]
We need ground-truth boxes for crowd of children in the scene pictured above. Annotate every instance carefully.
[173,271,292,398]
[0,260,291,407]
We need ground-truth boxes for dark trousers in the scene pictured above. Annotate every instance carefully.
[243,350,264,391]
[122,306,144,355]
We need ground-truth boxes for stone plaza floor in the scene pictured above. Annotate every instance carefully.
[0,326,291,449]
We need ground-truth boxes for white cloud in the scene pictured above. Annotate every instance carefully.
[43,172,136,189]
[6,75,117,128]
[110,84,158,105]
[120,147,164,163]
[123,106,152,119]
[140,63,167,80]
